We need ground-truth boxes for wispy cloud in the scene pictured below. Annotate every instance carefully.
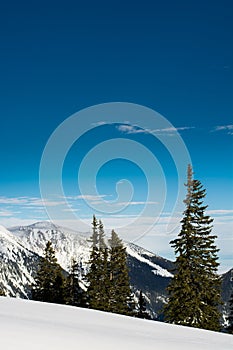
[31,199,67,207]
[116,124,195,135]
[0,197,28,205]
[117,124,148,134]
[116,201,158,206]
[207,209,233,215]
[91,121,109,127]
[67,194,108,201]
[212,125,233,135]
[62,208,80,213]
[0,196,66,208]
[0,210,18,217]
[155,126,194,132]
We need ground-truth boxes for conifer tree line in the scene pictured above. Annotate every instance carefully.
[31,217,148,319]
[86,217,136,315]
[32,241,85,307]
[6,164,232,332]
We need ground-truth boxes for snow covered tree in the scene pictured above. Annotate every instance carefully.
[65,257,86,307]
[136,290,151,319]
[164,165,222,331]
[108,230,134,315]
[32,241,65,304]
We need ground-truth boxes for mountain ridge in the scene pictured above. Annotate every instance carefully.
[0,221,232,321]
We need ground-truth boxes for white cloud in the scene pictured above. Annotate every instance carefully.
[212,125,233,134]
[0,217,40,229]
[207,209,233,215]
[154,126,194,133]
[0,197,28,205]
[0,210,16,217]
[75,194,108,201]
[64,194,108,201]
[62,208,80,213]
[116,124,195,135]
[127,201,158,205]
[112,201,159,207]
[0,196,66,208]
[31,199,67,207]
[117,124,148,134]
[91,121,109,127]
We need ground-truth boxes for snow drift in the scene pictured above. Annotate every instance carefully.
[0,297,232,350]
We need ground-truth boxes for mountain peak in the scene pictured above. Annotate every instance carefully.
[28,221,59,230]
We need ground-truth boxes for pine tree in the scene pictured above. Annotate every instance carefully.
[86,216,105,310]
[164,165,222,331]
[227,288,233,334]
[136,291,151,319]
[108,230,134,315]
[65,257,86,307]
[86,217,134,316]
[32,241,65,304]
[97,220,111,311]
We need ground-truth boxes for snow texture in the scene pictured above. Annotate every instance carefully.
[0,297,232,350]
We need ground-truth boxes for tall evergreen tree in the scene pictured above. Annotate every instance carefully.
[65,257,86,307]
[86,217,134,316]
[136,290,151,319]
[227,288,233,334]
[86,216,105,310]
[108,230,134,315]
[164,165,222,331]
[32,241,65,304]
[97,220,111,311]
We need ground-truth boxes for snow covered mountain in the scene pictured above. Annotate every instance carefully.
[0,221,231,320]
[1,297,232,350]
[9,221,90,272]
[0,221,173,317]
[0,225,40,297]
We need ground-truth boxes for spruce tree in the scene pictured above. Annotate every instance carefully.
[227,288,233,334]
[86,218,134,316]
[32,241,65,304]
[108,230,134,315]
[65,257,86,307]
[86,216,105,310]
[136,290,151,319]
[164,165,222,331]
[97,220,111,311]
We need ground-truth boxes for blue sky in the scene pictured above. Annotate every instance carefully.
[0,1,232,272]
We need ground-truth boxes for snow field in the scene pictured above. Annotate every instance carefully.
[0,297,232,350]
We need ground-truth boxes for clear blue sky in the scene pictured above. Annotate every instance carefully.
[0,1,232,271]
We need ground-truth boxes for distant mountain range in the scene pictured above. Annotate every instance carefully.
[0,221,232,321]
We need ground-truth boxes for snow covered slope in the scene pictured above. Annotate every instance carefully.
[0,297,232,350]
[0,225,39,297]
[0,221,175,317]
[10,221,90,271]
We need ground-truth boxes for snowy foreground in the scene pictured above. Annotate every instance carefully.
[0,297,232,350]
